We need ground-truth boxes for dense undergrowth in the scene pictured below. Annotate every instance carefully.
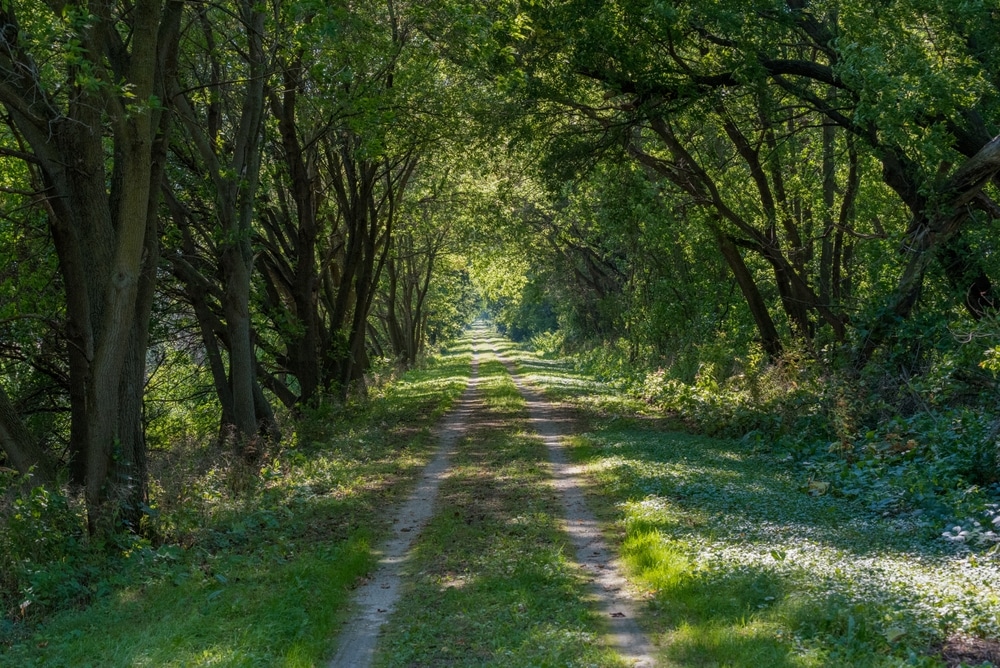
[507,330,1000,666]
[529,326,1000,553]
[0,341,471,665]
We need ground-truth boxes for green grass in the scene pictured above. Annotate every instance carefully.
[0,339,473,667]
[10,534,372,667]
[502,341,1000,668]
[373,352,627,667]
[10,329,998,666]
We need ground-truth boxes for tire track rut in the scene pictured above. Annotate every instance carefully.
[496,347,657,668]
[327,343,481,667]
[329,331,656,666]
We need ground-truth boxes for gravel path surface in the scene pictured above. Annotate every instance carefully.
[496,349,658,668]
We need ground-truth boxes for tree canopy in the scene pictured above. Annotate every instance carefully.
[0,0,999,539]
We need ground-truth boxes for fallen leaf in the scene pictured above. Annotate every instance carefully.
[808,481,830,496]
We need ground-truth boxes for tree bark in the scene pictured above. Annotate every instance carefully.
[856,135,1000,366]
[715,229,784,361]
[166,0,276,453]
[0,0,183,534]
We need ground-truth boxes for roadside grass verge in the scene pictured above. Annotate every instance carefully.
[0,340,472,667]
[503,341,1000,667]
[373,351,627,667]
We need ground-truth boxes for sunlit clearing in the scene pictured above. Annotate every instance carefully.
[666,619,822,668]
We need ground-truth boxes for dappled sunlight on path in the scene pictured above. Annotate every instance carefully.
[331,324,658,666]
[327,333,482,667]
[521,362,1000,664]
[494,346,659,668]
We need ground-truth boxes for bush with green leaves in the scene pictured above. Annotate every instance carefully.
[794,407,1000,536]
[0,472,95,626]
[565,323,1000,550]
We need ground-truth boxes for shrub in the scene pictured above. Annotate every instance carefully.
[0,473,95,619]
[549,329,1000,546]
[529,330,565,357]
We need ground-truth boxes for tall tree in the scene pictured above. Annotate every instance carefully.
[429,0,1000,365]
[0,0,183,532]
[254,0,434,402]
[164,0,278,456]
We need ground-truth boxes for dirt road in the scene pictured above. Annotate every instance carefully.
[328,327,656,666]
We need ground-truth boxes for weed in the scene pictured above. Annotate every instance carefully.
[507,341,1000,667]
[0,336,473,665]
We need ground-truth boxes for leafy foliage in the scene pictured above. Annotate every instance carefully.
[3,0,1000,660]
[1,337,471,661]
[509,340,1000,666]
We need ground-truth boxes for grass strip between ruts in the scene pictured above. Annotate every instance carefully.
[372,346,628,667]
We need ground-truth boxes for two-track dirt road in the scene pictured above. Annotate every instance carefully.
[329,326,656,666]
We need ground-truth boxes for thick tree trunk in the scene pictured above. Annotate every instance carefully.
[116,326,151,531]
[222,245,260,456]
[115,123,169,532]
[0,0,183,535]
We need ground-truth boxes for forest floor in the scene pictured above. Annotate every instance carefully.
[4,326,1000,666]
[504,342,1000,668]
